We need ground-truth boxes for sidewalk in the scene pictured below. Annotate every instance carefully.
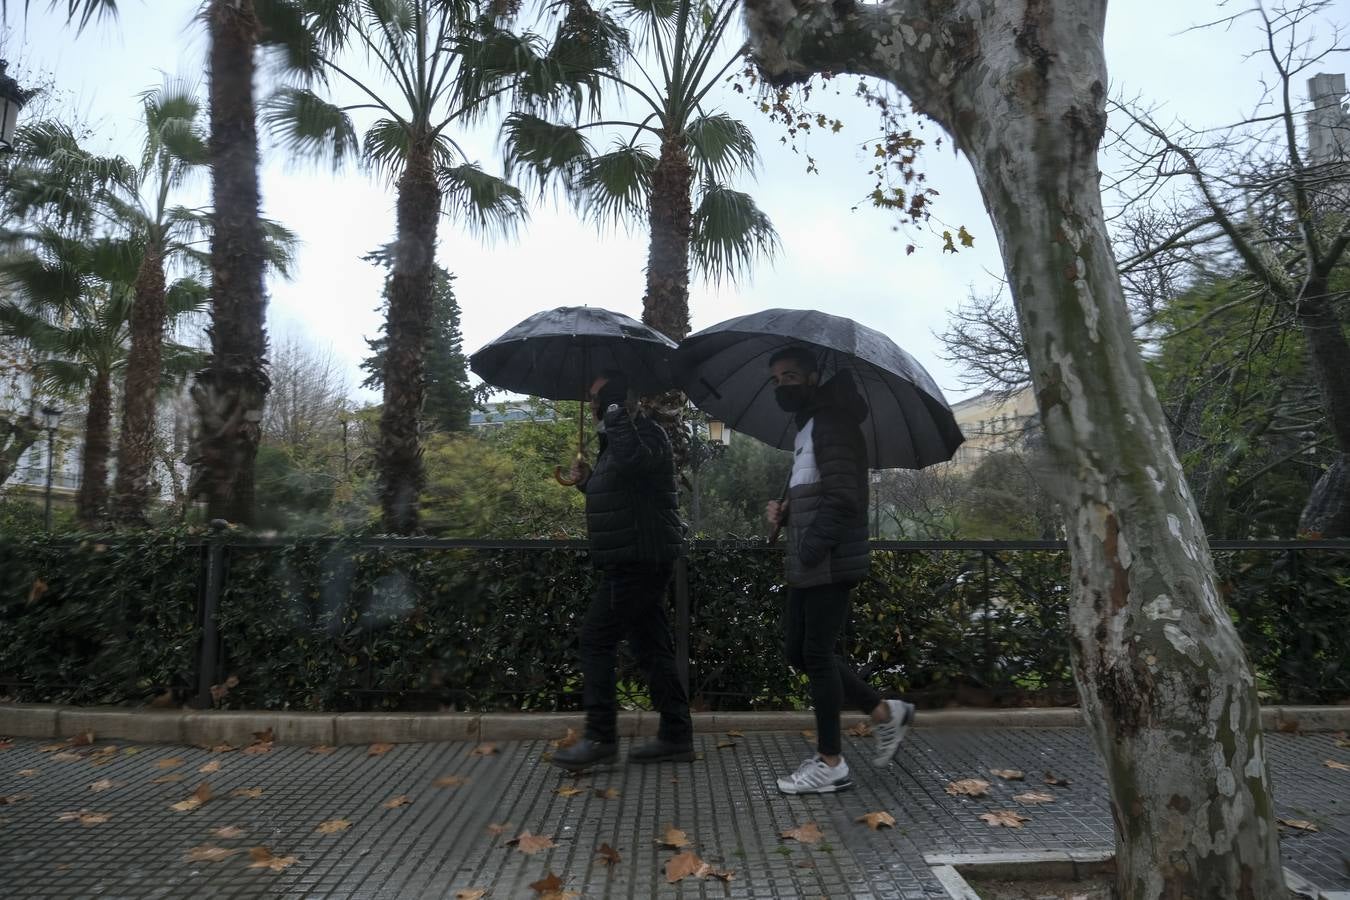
[1,726,1345,898]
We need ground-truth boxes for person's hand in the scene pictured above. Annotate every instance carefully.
[595,374,629,412]
[765,499,788,526]
[569,458,592,485]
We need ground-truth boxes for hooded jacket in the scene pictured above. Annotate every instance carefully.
[783,371,871,588]
[581,405,684,570]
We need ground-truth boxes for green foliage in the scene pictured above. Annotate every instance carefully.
[690,434,790,537]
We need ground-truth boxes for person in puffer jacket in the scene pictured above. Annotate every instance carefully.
[550,369,694,772]
[764,346,916,795]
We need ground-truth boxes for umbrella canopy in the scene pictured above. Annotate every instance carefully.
[469,306,678,401]
[674,308,964,469]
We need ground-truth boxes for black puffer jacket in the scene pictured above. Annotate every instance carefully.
[581,407,684,569]
[783,372,870,588]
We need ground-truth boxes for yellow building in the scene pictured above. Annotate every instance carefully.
[943,386,1038,474]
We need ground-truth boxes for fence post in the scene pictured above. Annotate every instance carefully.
[982,550,994,687]
[674,555,690,697]
[194,520,229,710]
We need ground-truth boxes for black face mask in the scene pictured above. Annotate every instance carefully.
[775,385,812,412]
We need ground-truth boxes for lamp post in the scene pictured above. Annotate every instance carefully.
[41,405,62,530]
[0,60,32,153]
[870,469,882,540]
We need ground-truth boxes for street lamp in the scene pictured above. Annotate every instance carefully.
[706,418,731,446]
[41,405,62,530]
[0,60,32,153]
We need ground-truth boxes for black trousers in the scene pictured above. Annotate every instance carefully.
[579,564,692,745]
[784,582,882,757]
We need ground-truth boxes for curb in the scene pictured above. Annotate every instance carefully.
[1,703,1344,747]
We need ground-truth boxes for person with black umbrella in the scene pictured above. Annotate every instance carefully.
[551,369,695,771]
[764,347,916,794]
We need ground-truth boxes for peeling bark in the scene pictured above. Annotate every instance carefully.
[742,0,1286,892]
[378,144,439,535]
[112,245,167,526]
[190,0,269,527]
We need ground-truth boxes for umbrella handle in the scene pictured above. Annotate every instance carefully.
[553,452,586,487]
[767,474,792,544]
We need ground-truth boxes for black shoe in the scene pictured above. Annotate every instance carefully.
[550,738,617,772]
[628,737,696,764]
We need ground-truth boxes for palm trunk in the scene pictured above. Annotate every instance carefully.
[76,369,114,527]
[642,134,694,342]
[378,145,440,535]
[189,0,269,527]
[742,0,1285,892]
[111,245,166,525]
[1295,277,1350,537]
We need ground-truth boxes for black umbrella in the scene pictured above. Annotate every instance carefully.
[469,306,679,483]
[674,308,964,470]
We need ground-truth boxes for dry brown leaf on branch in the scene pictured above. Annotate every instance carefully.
[510,831,557,855]
[248,846,298,872]
[1043,771,1071,787]
[309,745,337,755]
[212,826,246,839]
[156,757,185,770]
[980,810,1030,828]
[1013,792,1056,805]
[88,779,120,793]
[856,811,897,830]
[847,721,873,737]
[382,795,412,809]
[596,843,621,865]
[454,890,488,900]
[368,743,395,757]
[781,822,825,844]
[486,822,509,836]
[594,787,620,800]
[57,809,110,826]
[555,786,586,798]
[230,787,264,800]
[945,779,991,798]
[990,769,1025,781]
[317,819,352,834]
[199,761,222,774]
[171,783,213,812]
[1278,818,1319,832]
[16,769,40,777]
[472,743,499,757]
[1325,760,1350,772]
[434,775,469,788]
[551,729,580,750]
[152,774,185,784]
[186,844,236,862]
[657,825,691,849]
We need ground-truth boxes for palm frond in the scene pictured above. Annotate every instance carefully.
[456,26,563,117]
[159,341,208,383]
[164,277,210,318]
[573,143,655,230]
[1,0,119,32]
[141,79,209,169]
[256,0,325,80]
[437,163,528,239]
[363,117,416,182]
[684,112,757,182]
[30,358,94,393]
[262,86,360,170]
[548,2,628,109]
[501,112,592,193]
[689,183,778,284]
[297,0,352,55]
[165,205,212,246]
[260,217,301,279]
[4,121,135,228]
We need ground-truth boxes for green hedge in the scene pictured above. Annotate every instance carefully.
[1,533,1346,710]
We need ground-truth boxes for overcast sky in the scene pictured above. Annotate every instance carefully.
[6,1,1320,405]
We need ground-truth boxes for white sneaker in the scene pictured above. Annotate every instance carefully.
[871,699,915,767]
[776,756,853,794]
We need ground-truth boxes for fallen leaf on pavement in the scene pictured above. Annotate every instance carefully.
[252,728,274,744]
[243,741,273,756]
[1326,760,1350,772]
[800,729,815,742]
[1,793,31,805]
[212,826,246,839]
[208,743,237,753]
[595,787,620,800]
[454,891,487,900]
[847,721,873,737]
[1278,718,1301,734]
[555,785,586,797]
[368,743,395,757]
[435,775,469,788]
[486,822,509,836]
[152,774,185,784]
[991,769,1025,781]
[781,823,824,844]
[510,831,556,854]
[382,795,412,809]
[550,729,579,750]
[1278,818,1319,832]
[248,846,298,872]
[186,845,236,862]
[52,752,82,762]
[856,811,896,830]
[88,779,119,793]
[70,732,95,747]
[171,783,213,812]
[57,810,110,826]
[309,745,337,755]
[657,825,691,849]
[530,872,564,894]
[0,740,12,752]
[716,739,737,750]
[230,787,264,799]
[946,779,991,797]
[726,730,744,738]
[472,743,498,757]
[596,843,621,865]
[199,761,222,774]
[16,769,40,777]
[1014,791,1056,805]
[156,757,184,770]
[980,810,1030,828]
[317,818,352,834]
[1043,771,1071,786]
[666,851,706,883]
[38,743,68,753]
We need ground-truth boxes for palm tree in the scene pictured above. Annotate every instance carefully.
[501,0,778,341]
[0,0,117,31]
[264,0,574,534]
[0,227,207,525]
